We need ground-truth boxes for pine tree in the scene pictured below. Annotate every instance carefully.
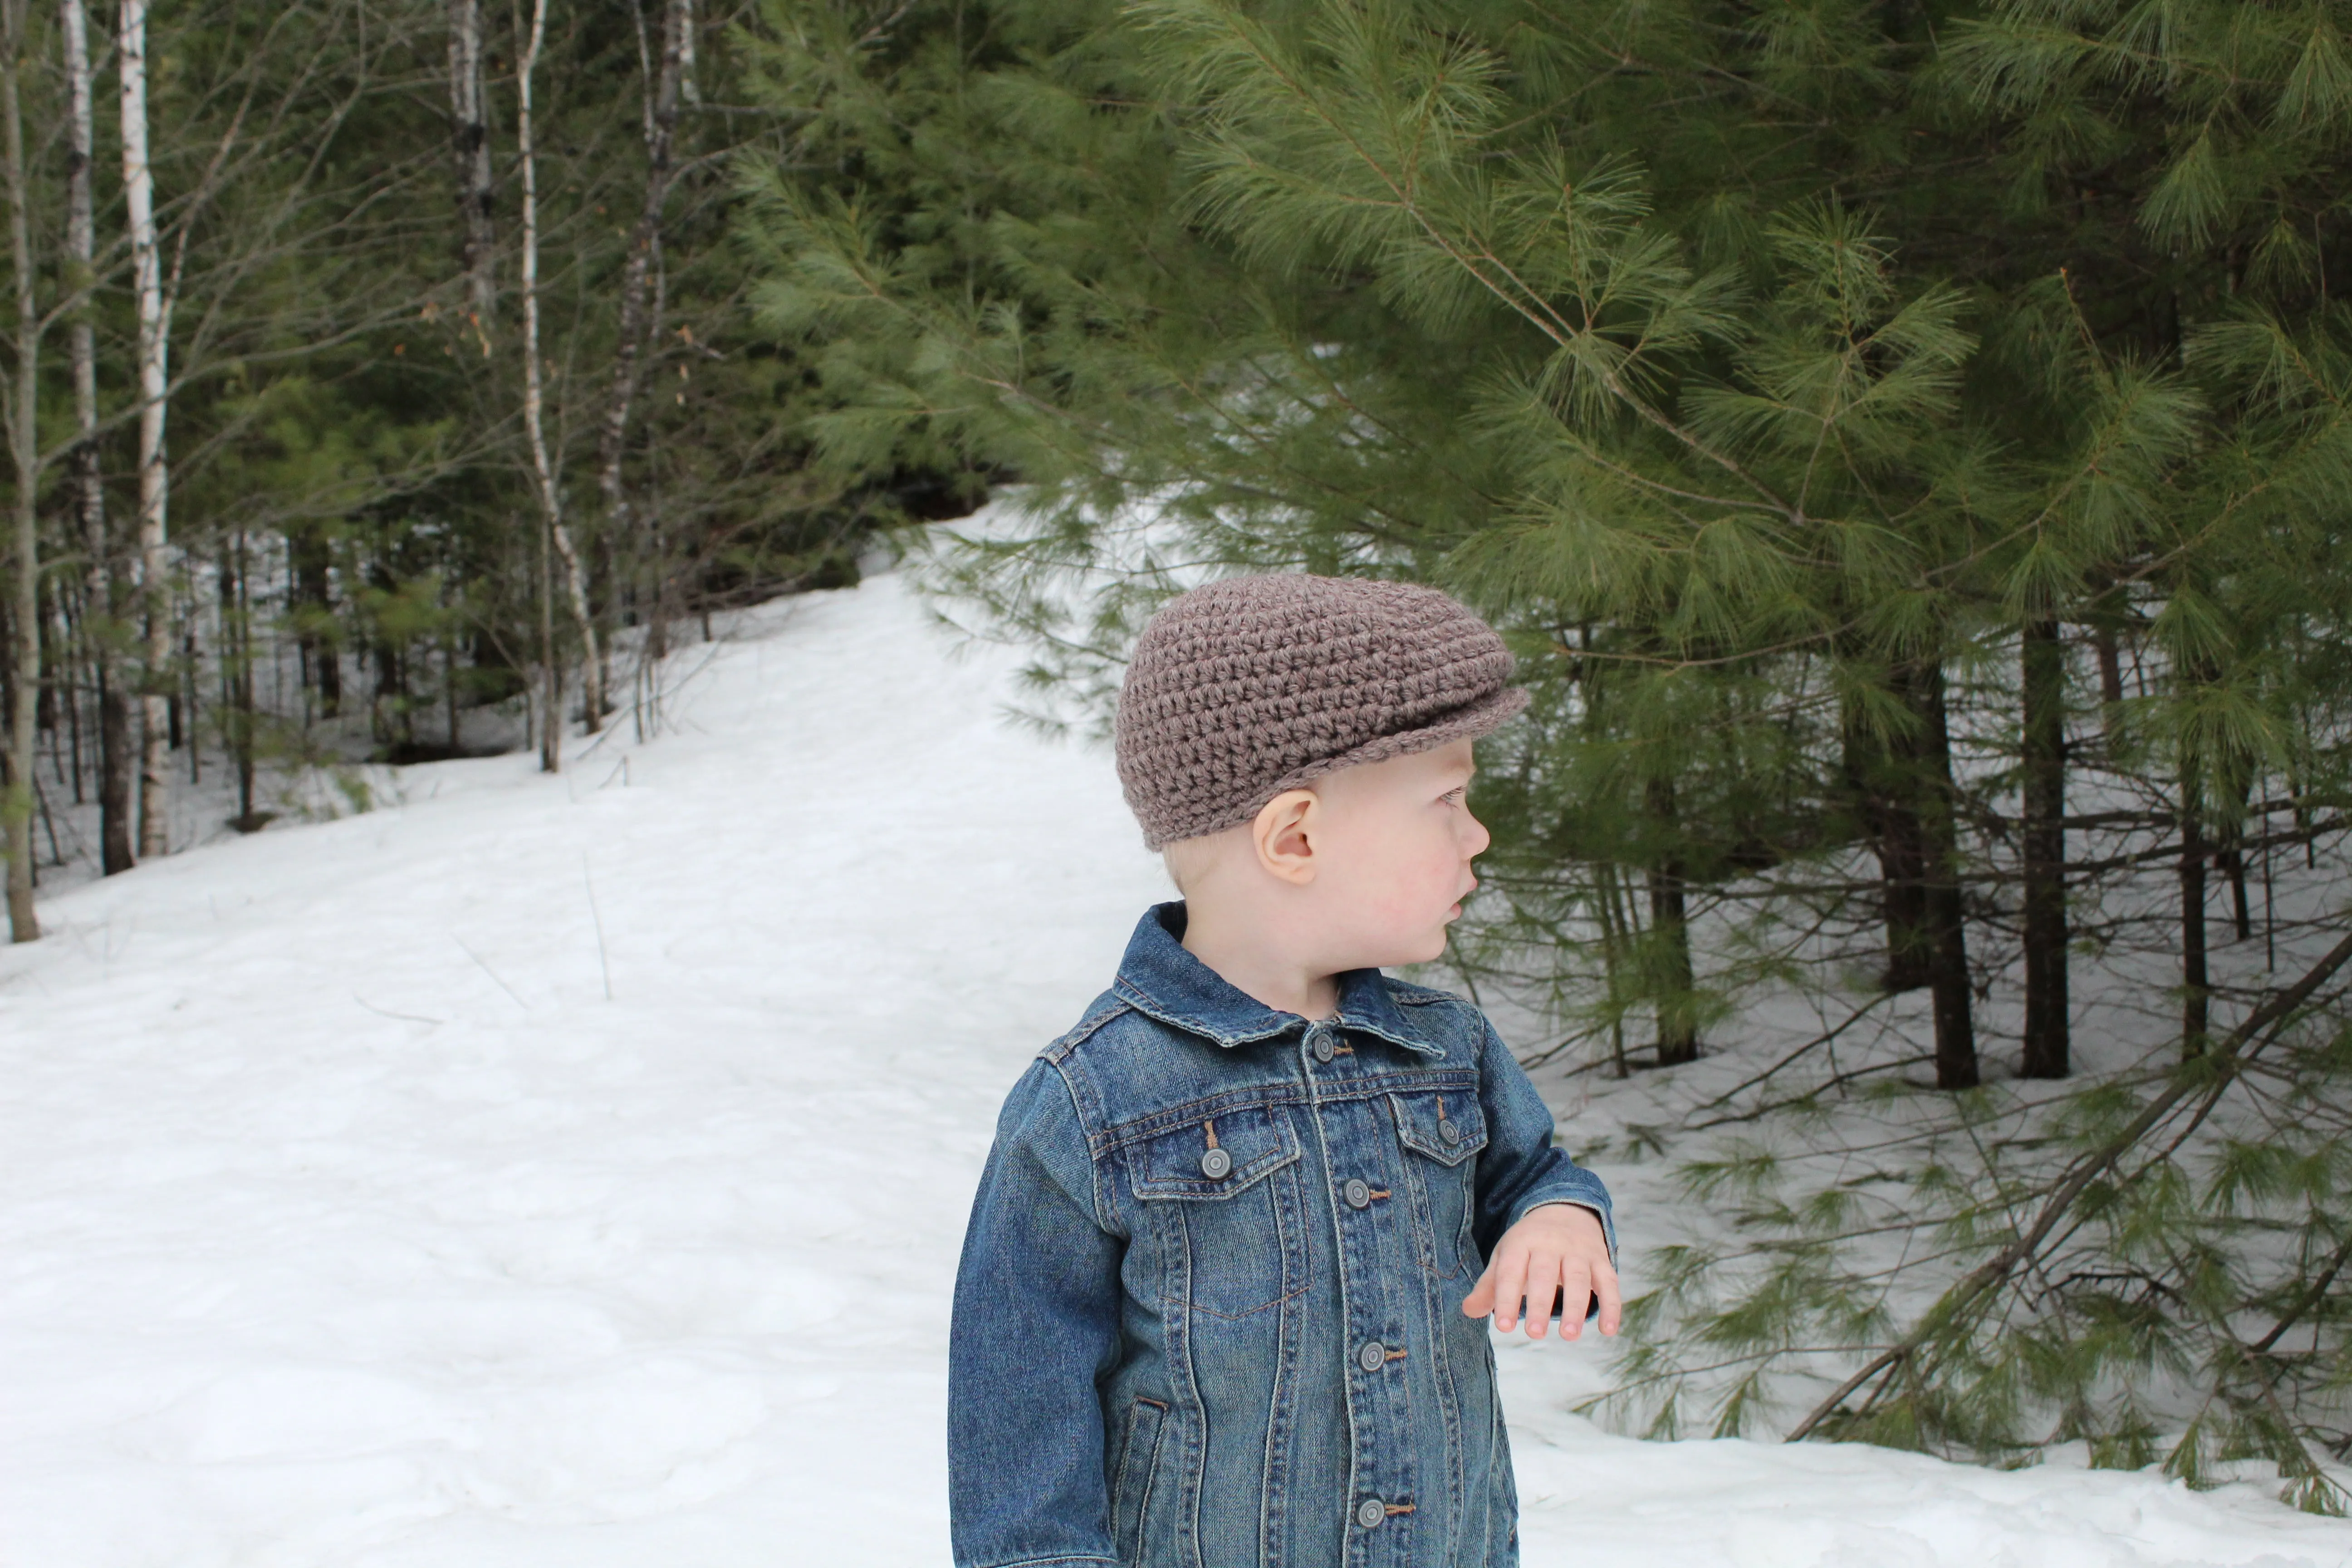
[745,0,2352,1501]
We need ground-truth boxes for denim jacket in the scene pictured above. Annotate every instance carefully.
[949,902,1615,1568]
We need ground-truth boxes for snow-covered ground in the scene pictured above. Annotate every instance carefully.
[3,557,2347,1567]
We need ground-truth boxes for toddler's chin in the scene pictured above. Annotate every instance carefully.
[1343,910,1457,968]
[1398,926,1451,966]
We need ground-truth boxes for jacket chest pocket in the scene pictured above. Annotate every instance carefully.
[1388,1090,1490,1280]
[1127,1105,1305,1319]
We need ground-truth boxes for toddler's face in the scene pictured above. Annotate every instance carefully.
[1304,737,1490,969]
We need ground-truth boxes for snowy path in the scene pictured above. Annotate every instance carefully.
[2,566,2347,1567]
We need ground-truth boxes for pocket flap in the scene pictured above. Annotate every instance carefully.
[1388,1090,1488,1166]
[1127,1105,1298,1200]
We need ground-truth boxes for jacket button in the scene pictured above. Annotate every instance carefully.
[1343,1178,1371,1209]
[1357,1339,1386,1372]
[1200,1147,1233,1179]
[1439,1118,1461,1146]
[1313,1033,1335,1063]
[1356,1497,1387,1529]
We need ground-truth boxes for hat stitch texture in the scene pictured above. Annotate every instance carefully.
[1113,573,1529,850]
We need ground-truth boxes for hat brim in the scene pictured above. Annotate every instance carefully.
[1155,683,1530,849]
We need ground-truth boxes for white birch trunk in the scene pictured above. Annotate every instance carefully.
[120,0,172,859]
[516,0,599,763]
[593,0,686,709]
[62,0,127,874]
[1,0,37,941]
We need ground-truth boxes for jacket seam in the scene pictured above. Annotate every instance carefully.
[1112,973,1446,1057]
[1092,1072,1479,1150]
[1387,1089,1491,1165]
[1039,996,1133,1063]
[1042,1056,1119,1233]
[1128,1140,1304,1202]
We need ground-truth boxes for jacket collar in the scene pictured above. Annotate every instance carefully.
[1112,900,1439,1056]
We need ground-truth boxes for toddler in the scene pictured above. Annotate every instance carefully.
[949,573,1619,1568]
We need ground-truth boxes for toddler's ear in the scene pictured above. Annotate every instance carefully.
[1252,789,1321,885]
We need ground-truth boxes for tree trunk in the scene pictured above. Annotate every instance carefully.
[1917,662,1978,1089]
[291,525,340,720]
[220,530,255,823]
[121,0,172,860]
[372,636,407,747]
[2092,622,2125,704]
[33,573,51,746]
[2181,759,2210,1057]
[1592,859,1632,1079]
[179,621,196,780]
[2020,618,2069,1078]
[59,581,80,803]
[2215,762,2253,942]
[641,206,671,670]
[2,0,39,941]
[515,0,598,759]
[1646,774,1699,1065]
[446,0,495,342]
[592,0,687,683]
[62,0,128,873]
[539,507,558,773]
[1844,679,1931,992]
[99,676,131,865]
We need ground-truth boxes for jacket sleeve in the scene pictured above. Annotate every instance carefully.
[949,1058,1128,1568]
[1469,1009,1618,1281]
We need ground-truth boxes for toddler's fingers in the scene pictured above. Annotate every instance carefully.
[1521,1248,1561,1339]
[1558,1257,1591,1339]
[1594,1255,1624,1336]
[1460,1260,1496,1320]
[1490,1245,1529,1333]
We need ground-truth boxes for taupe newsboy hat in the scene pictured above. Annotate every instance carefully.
[1113,573,1529,851]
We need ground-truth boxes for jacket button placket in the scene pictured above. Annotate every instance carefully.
[1306,1020,1415,1562]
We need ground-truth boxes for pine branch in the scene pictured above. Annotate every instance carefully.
[1786,922,2352,1442]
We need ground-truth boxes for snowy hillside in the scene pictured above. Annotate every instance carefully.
[2,558,2347,1567]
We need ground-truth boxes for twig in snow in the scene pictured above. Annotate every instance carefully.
[582,852,613,1001]
[1693,990,1896,1115]
[353,992,441,1026]
[453,933,528,1011]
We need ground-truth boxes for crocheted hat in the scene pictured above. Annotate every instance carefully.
[1113,573,1529,850]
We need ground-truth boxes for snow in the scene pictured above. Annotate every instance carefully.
[2,553,2347,1568]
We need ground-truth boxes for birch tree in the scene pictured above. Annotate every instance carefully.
[60,0,127,875]
[514,0,598,764]
[593,0,686,677]
[0,0,35,941]
[10,1,865,872]
[119,0,170,859]
[446,0,493,345]
[590,0,686,701]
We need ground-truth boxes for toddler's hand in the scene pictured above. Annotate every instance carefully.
[1460,1203,1621,1340]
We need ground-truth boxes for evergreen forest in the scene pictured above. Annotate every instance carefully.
[5,0,2351,1511]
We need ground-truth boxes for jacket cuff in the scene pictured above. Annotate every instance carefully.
[966,1559,1122,1568]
